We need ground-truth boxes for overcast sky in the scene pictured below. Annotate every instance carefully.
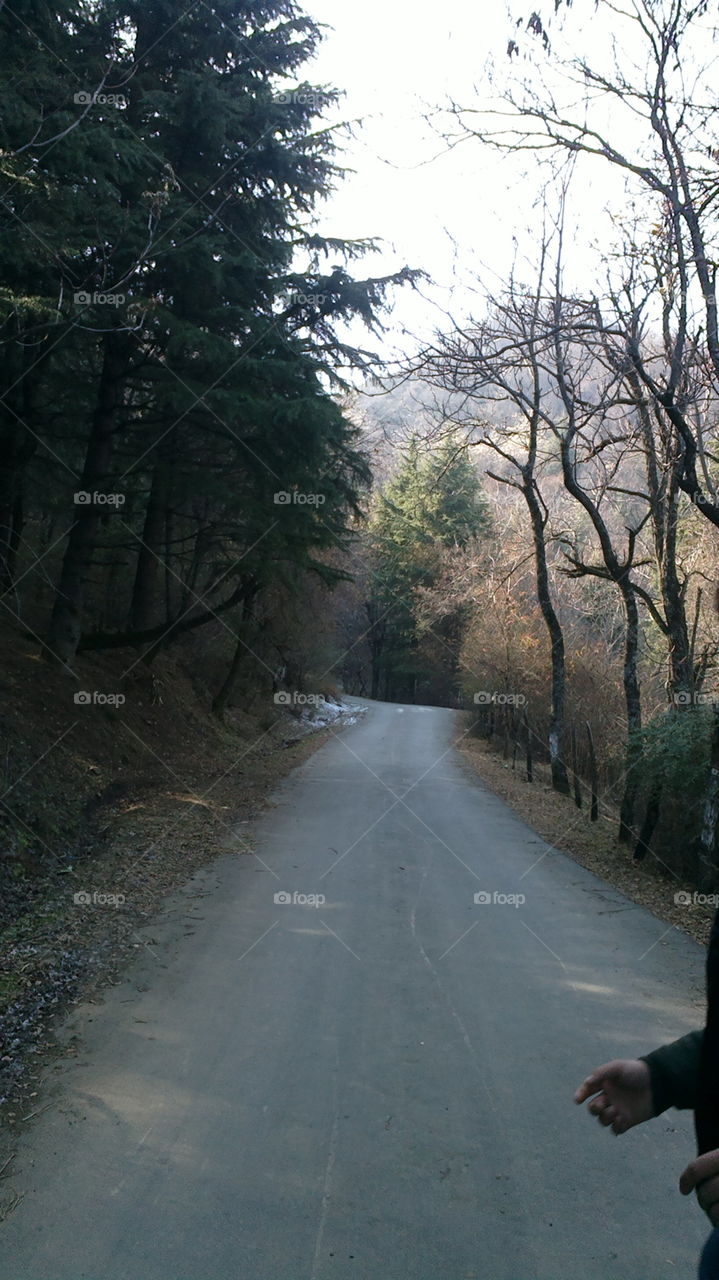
[300,0,629,361]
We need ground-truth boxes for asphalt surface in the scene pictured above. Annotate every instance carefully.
[0,698,710,1278]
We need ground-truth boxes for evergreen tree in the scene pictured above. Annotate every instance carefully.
[368,439,489,703]
[0,0,418,669]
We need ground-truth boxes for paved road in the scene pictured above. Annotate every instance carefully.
[0,699,710,1278]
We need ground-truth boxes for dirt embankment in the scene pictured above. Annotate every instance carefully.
[0,623,352,1128]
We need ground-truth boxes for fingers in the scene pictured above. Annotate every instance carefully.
[593,1100,623,1131]
[581,1089,621,1130]
[574,1065,615,1104]
[612,1113,633,1136]
[588,1094,611,1120]
[576,1074,633,1134]
[681,1153,719,1223]
[681,1151,719,1196]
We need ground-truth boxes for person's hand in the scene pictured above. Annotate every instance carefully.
[574,1059,654,1134]
[680,1151,719,1225]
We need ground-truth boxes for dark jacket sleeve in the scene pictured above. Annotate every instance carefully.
[641,1029,704,1115]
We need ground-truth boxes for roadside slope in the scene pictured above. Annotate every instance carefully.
[0,621,353,1116]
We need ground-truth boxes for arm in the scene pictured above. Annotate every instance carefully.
[641,1029,703,1115]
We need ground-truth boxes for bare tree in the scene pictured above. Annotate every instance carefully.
[449,0,719,527]
[411,251,572,794]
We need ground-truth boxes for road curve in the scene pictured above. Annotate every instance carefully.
[0,698,709,1278]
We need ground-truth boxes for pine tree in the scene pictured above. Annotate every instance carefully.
[368,438,489,702]
[0,0,419,663]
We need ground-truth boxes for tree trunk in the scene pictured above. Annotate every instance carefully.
[45,331,130,666]
[586,721,599,822]
[618,582,642,842]
[633,770,662,862]
[553,368,643,833]
[633,384,692,698]
[0,487,25,598]
[128,455,168,633]
[571,724,582,809]
[661,475,692,696]
[0,350,40,595]
[525,478,570,794]
[212,584,259,718]
[697,706,719,892]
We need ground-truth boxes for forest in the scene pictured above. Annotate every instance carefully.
[3,0,719,910]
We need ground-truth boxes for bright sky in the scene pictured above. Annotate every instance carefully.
[301,0,625,360]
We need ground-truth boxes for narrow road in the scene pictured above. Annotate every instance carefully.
[0,699,709,1278]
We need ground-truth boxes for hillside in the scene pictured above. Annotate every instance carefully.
[0,621,350,1119]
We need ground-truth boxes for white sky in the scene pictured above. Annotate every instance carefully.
[301,0,628,360]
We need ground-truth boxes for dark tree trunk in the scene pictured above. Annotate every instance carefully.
[164,496,174,626]
[45,331,130,666]
[525,477,570,794]
[0,346,41,595]
[0,488,25,597]
[618,582,642,842]
[571,724,582,809]
[366,598,386,701]
[128,456,169,633]
[586,721,599,823]
[633,782,662,862]
[661,465,692,696]
[212,583,259,719]
[524,710,533,783]
[697,706,719,892]
[632,384,692,697]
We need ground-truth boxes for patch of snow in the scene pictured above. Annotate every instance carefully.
[282,697,367,741]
